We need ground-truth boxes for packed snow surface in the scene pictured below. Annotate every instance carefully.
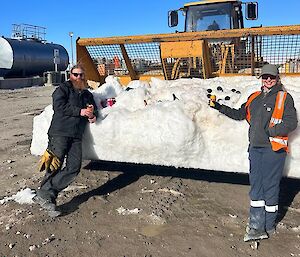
[31,76,300,178]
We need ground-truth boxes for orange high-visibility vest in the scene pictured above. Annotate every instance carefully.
[245,91,289,152]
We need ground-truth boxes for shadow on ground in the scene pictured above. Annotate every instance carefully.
[60,160,300,220]
[278,178,300,222]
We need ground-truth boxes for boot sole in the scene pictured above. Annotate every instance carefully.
[244,234,269,242]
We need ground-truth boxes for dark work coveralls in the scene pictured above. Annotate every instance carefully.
[218,83,297,232]
[37,81,97,203]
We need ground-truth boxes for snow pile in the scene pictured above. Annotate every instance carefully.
[0,188,35,205]
[30,76,300,178]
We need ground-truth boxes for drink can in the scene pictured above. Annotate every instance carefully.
[107,98,115,107]
[210,95,216,101]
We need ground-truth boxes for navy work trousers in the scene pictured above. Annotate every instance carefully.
[248,146,286,232]
[37,135,82,203]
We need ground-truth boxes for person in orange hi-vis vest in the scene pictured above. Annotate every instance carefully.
[209,64,297,242]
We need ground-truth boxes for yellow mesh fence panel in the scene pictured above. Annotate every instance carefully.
[77,26,300,84]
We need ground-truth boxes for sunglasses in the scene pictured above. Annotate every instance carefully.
[72,72,84,77]
[262,74,277,80]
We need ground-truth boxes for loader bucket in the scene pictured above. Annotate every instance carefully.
[77,25,300,88]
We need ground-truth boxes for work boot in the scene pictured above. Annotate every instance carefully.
[33,195,61,217]
[244,228,268,242]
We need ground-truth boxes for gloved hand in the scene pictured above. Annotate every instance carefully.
[38,149,53,172]
[38,149,61,173]
[49,154,61,173]
[209,98,221,110]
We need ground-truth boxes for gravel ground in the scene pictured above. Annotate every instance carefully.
[0,85,300,257]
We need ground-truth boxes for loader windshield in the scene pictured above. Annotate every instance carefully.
[185,3,232,32]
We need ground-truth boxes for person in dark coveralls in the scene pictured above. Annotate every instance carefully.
[34,64,97,217]
[209,64,297,241]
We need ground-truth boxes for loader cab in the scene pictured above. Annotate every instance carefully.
[169,0,257,32]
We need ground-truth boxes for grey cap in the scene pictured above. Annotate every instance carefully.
[259,64,279,77]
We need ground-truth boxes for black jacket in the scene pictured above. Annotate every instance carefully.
[219,84,298,148]
[48,81,97,138]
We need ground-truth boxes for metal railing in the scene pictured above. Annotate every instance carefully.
[11,24,46,42]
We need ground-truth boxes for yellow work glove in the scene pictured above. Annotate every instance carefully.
[38,149,53,172]
[49,155,61,173]
[38,149,61,173]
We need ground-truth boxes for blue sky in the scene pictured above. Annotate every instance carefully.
[2,0,300,59]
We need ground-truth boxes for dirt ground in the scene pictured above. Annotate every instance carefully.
[0,85,299,257]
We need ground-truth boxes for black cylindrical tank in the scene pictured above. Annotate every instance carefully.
[0,37,69,78]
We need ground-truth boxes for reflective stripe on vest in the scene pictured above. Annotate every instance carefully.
[269,137,288,146]
[250,200,265,207]
[269,91,287,127]
[265,205,278,213]
[269,91,288,152]
[270,117,282,125]
[245,90,289,152]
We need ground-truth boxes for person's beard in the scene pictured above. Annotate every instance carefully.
[72,79,86,90]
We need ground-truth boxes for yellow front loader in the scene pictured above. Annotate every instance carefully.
[76,0,300,88]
